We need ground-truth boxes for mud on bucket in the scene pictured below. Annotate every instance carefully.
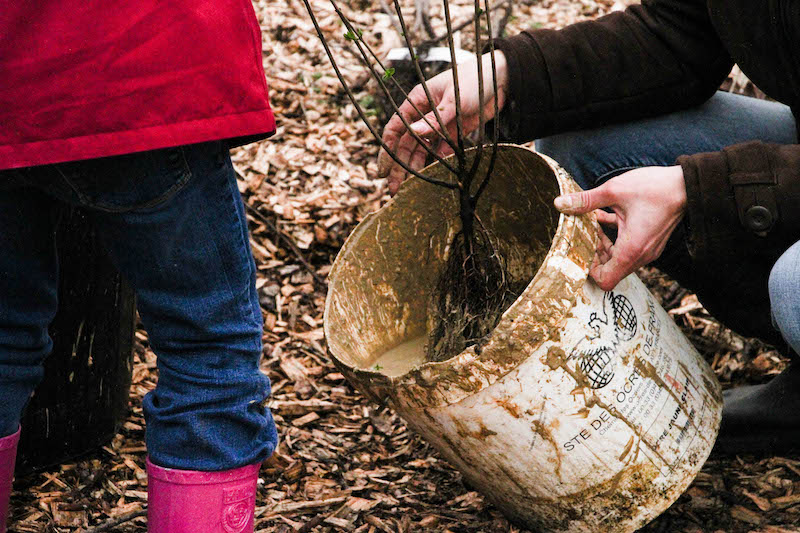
[324,144,722,532]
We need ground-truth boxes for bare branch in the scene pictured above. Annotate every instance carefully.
[331,2,453,152]
[353,49,454,154]
[414,0,436,40]
[392,0,460,156]
[243,201,327,287]
[377,0,404,39]
[464,0,487,193]
[300,0,458,190]
[442,0,467,166]
[473,0,501,203]
[419,1,507,48]
[329,0,458,174]
[85,510,148,533]
[493,0,513,39]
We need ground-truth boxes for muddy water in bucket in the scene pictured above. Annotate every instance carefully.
[324,145,722,532]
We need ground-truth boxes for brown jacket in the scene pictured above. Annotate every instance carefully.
[495,0,800,347]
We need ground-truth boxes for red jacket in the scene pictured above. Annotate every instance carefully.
[0,1,276,170]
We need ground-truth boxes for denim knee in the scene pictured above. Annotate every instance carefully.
[535,131,638,190]
[536,135,594,190]
[768,240,800,353]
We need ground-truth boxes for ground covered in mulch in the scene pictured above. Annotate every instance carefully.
[8,0,800,531]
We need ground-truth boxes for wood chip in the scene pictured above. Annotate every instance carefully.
[744,490,773,512]
[292,412,320,427]
[731,505,765,526]
[772,493,800,509]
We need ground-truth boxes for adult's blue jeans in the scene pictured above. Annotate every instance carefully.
[536,91,800,356]
[0,141,277,471]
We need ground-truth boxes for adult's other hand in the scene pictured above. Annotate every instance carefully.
[553,166,687,291]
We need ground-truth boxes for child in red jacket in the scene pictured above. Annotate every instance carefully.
[0,3,279,532]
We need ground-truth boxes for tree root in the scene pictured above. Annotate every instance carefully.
[425,222,522,363]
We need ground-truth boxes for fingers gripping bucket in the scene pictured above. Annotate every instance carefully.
[324,145,722,532]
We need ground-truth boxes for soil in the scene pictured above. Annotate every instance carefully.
[7,1,799,532]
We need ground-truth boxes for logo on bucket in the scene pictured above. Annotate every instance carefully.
[222,485,253,533]
[578,344,616,389]
[571,292,637,389]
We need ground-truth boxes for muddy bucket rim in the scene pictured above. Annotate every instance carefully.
[324,143,599,409]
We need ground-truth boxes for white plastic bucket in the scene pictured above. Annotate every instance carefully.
[324,144,721,532]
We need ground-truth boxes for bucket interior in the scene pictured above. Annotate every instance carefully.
[325,145,563,375]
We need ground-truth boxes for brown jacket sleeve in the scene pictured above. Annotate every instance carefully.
[678,142,800,264]
[492,0,733,141]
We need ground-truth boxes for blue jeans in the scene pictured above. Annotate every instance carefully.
[0,142,277,471]
[536,91,800,355]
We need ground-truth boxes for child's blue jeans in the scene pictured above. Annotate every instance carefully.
[0,141,277,471]
[537,90,800,357]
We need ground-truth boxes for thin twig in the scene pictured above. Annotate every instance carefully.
[377,0,404,37]
[442,0,467,168]
[300,0,458,190]
[84,509,148,533]
[493,0,514,39]
[419,1,507,48]
[473,0,501,203]
[464,0,487,192]
[392,0,459,155]
[298,514,328,533]
[330,0,458,173]
[414,0,436,40]
[243,201,327,287]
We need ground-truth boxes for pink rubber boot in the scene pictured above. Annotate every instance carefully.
[146,458,260,533]
[0,427,20,533]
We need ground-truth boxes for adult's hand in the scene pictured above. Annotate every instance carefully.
[553,166,687,291]
[378,50,509,194]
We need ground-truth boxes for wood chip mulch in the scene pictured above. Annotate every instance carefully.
[8,1,800,531]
